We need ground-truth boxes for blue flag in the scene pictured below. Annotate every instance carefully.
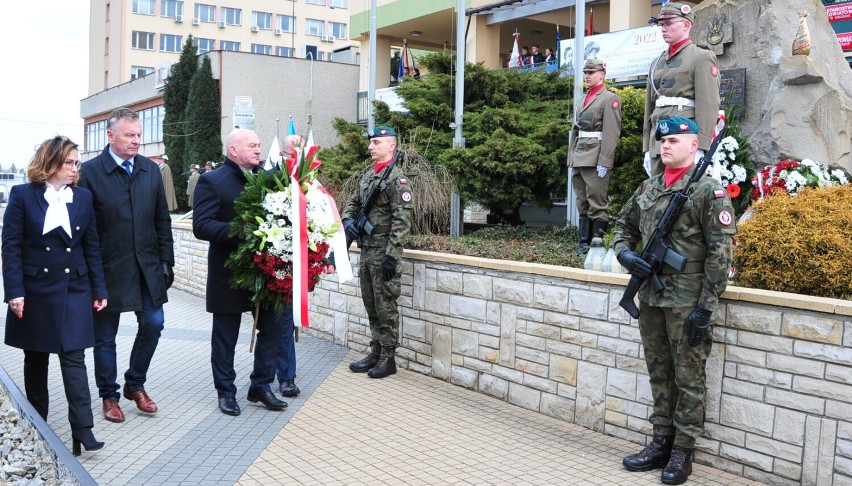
[287,119,296,136]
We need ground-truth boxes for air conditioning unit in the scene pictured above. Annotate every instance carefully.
[192,18,200,25]
[328,36,336,42]
[275,28,284,35]
[218,21,226,28]
[175,15,183,23]
[251,26,259,32]
[320,35,329,42]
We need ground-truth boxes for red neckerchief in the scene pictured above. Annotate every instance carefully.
[373,159,392,174]
[668,38,690,58]
[664,164,692,188]
[583,83,605,108]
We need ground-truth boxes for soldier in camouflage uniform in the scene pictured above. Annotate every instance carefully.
[569,58,622,254]
[342,126,413,379]
[643,2,721,177]
[614,118,736,485]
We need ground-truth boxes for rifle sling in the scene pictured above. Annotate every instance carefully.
[659,261,704,275]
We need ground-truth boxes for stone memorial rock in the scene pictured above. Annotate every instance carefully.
[695,0,852,172]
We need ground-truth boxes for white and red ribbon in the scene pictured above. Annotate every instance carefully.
[290,177,310,327]
[317,183,354,283]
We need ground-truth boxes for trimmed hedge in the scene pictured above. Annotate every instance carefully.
[733,184,852,299]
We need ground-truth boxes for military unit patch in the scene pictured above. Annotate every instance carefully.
[401,191,412,202]
[718,209,732,226]
[612,100,620,109]
[711,65,719,76]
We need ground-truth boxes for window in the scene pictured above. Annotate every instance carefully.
[305,19,323,36]
[139,105,164,145]
[160,34,183,53]
[276,47,294,57]
[329,22,346,39]
[131,66,154,80]
[85,120,108,153]
[329,0,348,7]
[104,37,109,55]
[161,0,183,18]
[317,51,324,61]
[306,0,324,5]
[195,3,215,22]
[276,15,295,33]
[252,11,272,30]
[221,7,241,25]
[220,40,240,51]
[132,31,155,50]
[251,44,271,55]
[195,37,215,54]
[132,0,155,15]
[106,2,110,21]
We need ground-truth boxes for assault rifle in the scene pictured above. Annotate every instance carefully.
[618,114,726,319]
[345,150,401,249]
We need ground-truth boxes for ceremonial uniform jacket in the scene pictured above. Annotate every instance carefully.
[569,88,622,169]
[342,164,413,261]
[2,184,108,353]
[613,167,736,314]
[642,41,721,157]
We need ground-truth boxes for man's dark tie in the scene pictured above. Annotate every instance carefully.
[122,160,133,176]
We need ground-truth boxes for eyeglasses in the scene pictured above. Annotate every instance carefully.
[63,160,81,170]
[658,19,686,29]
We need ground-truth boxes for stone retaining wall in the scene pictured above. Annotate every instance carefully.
[172,222,852,486]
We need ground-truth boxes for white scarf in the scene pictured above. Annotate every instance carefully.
[43,184,74,237]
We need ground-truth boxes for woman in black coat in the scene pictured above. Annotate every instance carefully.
[2,136,108,456]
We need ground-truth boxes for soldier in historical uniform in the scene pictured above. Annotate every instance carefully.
[342,126,413,379]
[643,2,720,177]
[614,118,736,485]
[569,59,622,254]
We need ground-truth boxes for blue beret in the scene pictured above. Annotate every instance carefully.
[368,125,397,138]
[655,117,699,141]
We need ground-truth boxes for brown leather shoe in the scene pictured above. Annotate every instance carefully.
[102,399,125,423]
[123,385,158,413]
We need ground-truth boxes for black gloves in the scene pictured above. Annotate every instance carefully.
[162,262,174,289]
[617,250,652,279]
[686,307,713,347]
[343,218,359,241]
[381,256,397,281]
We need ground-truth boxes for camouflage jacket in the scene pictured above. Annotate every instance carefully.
[342,163,413,260]
[569,88,622,169]
[613,166,736,312]
[642,41,721,156]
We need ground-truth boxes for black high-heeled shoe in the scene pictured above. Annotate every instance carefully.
[71,428,104,456]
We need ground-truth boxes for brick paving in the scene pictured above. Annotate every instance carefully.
[0,287,764,485]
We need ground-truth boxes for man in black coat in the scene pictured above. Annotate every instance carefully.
[78,107,175,423]
[192,128,288,416]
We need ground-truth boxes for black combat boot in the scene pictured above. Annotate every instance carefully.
[591,219,609,239]
[622,434,675,472]
[349,341,381,373]
[576,217,592,255]
[367,345,397,379]
[661,446,693,485]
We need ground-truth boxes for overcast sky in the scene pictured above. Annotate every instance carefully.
[0,1,89,170]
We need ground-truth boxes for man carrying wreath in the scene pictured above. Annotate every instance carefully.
[193,128,288,416]
[343,126,413,379]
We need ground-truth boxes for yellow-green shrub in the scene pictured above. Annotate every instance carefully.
[733,184,852,299]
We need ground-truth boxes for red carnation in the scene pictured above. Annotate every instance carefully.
[726,184,741,198]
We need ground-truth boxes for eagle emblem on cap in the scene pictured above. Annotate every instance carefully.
[659,121,670,134]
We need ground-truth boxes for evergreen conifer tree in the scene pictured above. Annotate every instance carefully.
[162,35,197,203]
[184,56,222,178]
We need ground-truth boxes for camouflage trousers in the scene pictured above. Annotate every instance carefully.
[638,304,713,448]
[359,246,402,347]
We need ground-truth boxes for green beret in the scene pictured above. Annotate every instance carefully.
[368,126,397,138]
[655,117,699,140]
[654,2,695,23]
[583,59,606,72]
